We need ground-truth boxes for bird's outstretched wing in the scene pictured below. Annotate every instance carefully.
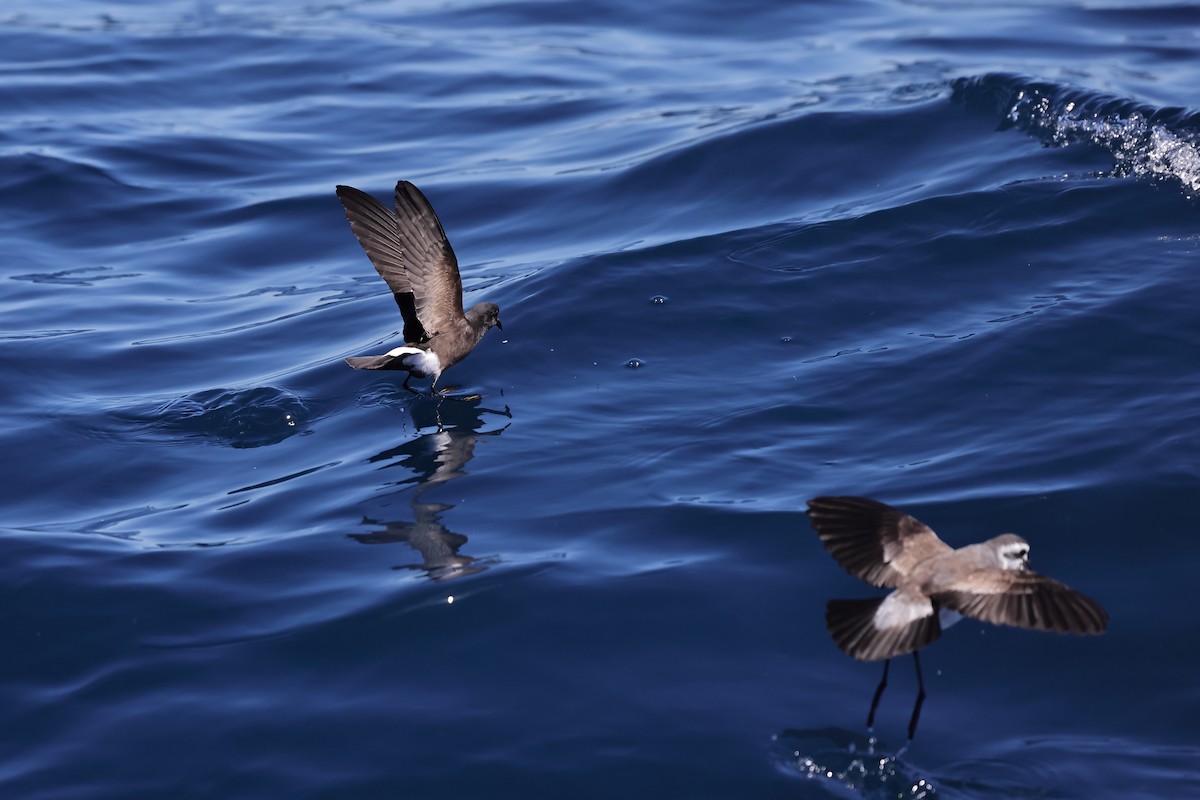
[807,496,953,588]
[935,570,1108,634]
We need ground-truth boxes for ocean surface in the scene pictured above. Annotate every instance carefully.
[2,1,1199,797]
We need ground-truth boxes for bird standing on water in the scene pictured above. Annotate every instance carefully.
[335,181,502,395]
[806,495,1107,741]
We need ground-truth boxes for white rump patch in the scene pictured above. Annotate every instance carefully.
[874,590,934,631]
[384,346,440,376]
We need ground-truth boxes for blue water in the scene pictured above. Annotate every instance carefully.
[2,1,1199,797]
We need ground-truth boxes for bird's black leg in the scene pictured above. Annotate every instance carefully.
[867,658,890,731]
[907,651,926,742]
[402,373,419,396]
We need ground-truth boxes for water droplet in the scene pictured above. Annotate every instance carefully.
[649,295,668,305]
[625,358,644,369]
[780,336,792,344]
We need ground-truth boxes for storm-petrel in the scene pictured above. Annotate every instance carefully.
[335,181,502,394]
[806,495,1106,740]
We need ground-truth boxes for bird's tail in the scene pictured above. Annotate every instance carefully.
[826,597,941,661]
[345,355,395,370]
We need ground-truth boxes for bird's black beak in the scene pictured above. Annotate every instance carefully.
[495,318,503,331]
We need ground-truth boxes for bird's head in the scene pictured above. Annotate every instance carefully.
[991,533,1030,571]
[468,302,503,332]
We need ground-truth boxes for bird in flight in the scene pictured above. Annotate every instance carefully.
[806,495,1107,741]
[335,181,502,395]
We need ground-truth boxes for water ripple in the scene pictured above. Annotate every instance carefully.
[112,386,310,448]
[10,266,140,285]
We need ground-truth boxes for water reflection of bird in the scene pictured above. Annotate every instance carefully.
[350,395,510,581]
[354,504,482,582]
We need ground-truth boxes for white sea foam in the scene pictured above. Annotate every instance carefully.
[1006,89,1200,195]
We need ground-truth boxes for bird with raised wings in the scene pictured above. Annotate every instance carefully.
[335,181,502,394]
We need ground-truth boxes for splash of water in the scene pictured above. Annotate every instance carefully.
[774,729,938,798]
[953,74,1200,196]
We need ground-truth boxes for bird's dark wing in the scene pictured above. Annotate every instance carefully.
[826,596,943,661]
[336,184,428,343]
[392,180,465,337]
[807,496,953,589]
[935,570,1108,634]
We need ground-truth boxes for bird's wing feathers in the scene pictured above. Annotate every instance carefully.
[336,184,412,294]
[336,184,428,343]
[935,570,1108,634]
[392,180,465,337]
[807,496,953,588]
[337,181,468,342]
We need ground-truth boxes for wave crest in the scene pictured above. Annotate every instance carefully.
[952,73,1200,195]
